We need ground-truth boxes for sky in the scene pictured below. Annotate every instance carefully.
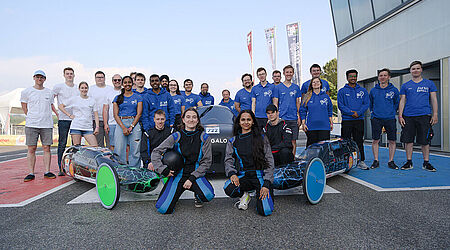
[0,0,337,100]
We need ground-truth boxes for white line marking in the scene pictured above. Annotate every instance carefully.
[67,179,340,205]
[341,174,450,192]
[0,180,76,208]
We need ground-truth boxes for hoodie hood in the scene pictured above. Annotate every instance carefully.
[199,92,211,98]
[148,87,168,96]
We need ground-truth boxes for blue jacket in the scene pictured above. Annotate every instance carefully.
[219,98,238,116]
[199,92,214,106]
[133,88,150,125]
[141,88,175,131]
[369,83,399,120]
[299,92,333,131]
[337,83,369,121]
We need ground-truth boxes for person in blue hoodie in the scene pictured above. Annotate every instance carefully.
[219,89,238,117]
[183,79,203,109]
[369,68,400,170]
[299,77,333,147]
[141,74,176,132]
[199,83,214,106]
[337,69,370,169]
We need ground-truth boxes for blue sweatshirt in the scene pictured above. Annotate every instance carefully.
[273,82,301,121]
[369,83,399,120]
[299,92,333,131]
[235,88,252,111]
[301,79,330,95]
[183,92,201,109]
[337,83,369,121]
[219,98,238,116]
[199,92,214,106]
[142,88,175,131]
[251,82,274,118]
[171,94,185,115]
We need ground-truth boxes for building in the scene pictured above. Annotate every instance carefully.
[329,0,450,152]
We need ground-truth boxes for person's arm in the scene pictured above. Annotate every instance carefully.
[224,138,238,178]
[328,96,334,130]
[93,111,100,135]
[272,125,293,151]
[167,97,176,126]
[235,102,241,113]
[337,90,353,116]
[394,89,400,112]
[251,97,256,114]
[357,90,370,117]
[113,102,128,135]
[398,95,406,126]
[430,92,438,125]
[273,97,279,107]
[103,104,109,133]
[262,136,274,186]
[190,133,212,181]
[58,103,73,119]
[21,102,28,115]
[296,96,301,126]
[369,91,374,112]
[51,104,59,119]
[196,100,203,107]
[130,102,143,131]
[211,96,215,105]
[141,96,150,132]
[151,133,177,176]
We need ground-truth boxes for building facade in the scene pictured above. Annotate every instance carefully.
[330,0,450,152]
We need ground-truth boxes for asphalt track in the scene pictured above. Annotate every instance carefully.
[0,145,449,249]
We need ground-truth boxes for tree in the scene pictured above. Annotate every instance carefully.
[321,58,337,113]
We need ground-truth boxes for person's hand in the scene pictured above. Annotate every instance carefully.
[183,179,192,189]
[148,162,154,171]
[302,123,308,132]
[93,127,99,135]
[230,174,240,187]
[431,114,438,125]
[399,117,405,127]
[167,170,175,177]
[351,111,358,118]
[297,117,302,127]
[69,114,75,119]
[104,124,109,133]
[259,187,269,200]
[127,126,133,133]
[122,127,130,135]
[330,122,333,130]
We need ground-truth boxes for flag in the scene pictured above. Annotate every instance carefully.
[286,22,302,85]
[264,27,276,70]
[247,31,254,80]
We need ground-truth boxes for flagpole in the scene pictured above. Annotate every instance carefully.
[274,26,277,70]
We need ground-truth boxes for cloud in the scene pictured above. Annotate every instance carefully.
[0,56,153,92]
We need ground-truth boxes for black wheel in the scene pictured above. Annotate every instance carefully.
[96,163,120,210]
[303,158,326,205]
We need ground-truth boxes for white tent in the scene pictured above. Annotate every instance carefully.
[0,88,25,134]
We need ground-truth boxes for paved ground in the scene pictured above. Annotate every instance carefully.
[0,141,449,249]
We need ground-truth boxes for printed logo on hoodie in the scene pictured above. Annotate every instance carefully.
[356,91,365,99]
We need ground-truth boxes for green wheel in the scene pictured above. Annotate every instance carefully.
[96,163,120,210]
[303,158,326,205]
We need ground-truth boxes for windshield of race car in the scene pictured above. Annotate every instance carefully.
[198,106,234,124]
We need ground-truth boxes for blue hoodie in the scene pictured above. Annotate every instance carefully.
[369,83,399,120]
[337,83,369,121]
[219,98,238,116]
[199,92,214,106]
[142,88,175,131]
[299,92,333,131]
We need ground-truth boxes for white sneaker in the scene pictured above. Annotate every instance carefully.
[358,161,369,170]
[237,192,251,210]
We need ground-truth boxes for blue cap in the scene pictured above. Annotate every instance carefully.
[33,70,46,77]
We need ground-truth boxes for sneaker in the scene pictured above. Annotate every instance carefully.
[370,160,379,169]
[44,172,56,179]
[237,192,251,210]
[422,162,436,172]
[388,161,399,170]
[358,161,370,170]
[58,171,65,176]
[400,161,413,170]
[24,174,35,182]
[194,197,203,208]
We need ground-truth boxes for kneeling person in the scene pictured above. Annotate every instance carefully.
[263,104,294,166]
[141,110,175,170]
[151,108,214,214]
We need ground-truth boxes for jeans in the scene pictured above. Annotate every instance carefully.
[109,124,117,147]
[57,120,71,170]
[114,119,142,168]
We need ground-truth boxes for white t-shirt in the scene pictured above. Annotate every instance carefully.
[88,84,114,121]
[104,88,121,125]
[53,83,79,121]
[63,96,97,131]
[20,87,54,128]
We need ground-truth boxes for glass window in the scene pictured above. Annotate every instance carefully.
[373,0,402,18]
[331,0,354,41]
[349,0,374,31]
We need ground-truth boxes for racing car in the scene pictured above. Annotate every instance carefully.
[62,145,160,209]
[198,105,234,174]
[273,138,359,204]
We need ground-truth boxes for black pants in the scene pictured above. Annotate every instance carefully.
[273,147,294,166]
[155,174,214,214]
[57,120,71,170]
[306,130,330,147]
[223,171,274,216]
[140,132,150,168]
[341,120,365,161]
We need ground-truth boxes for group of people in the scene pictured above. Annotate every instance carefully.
[20,59,438,216]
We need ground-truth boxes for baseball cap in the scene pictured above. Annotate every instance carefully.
[33,70,46,77]
[266,104,278,113]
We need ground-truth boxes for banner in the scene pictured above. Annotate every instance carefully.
[286,22,302,85]
[264,27,276,70]
[247,31,254,80]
